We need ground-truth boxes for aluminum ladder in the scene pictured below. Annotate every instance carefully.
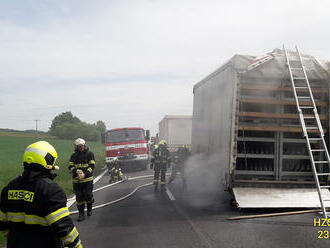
[284,45,330,218]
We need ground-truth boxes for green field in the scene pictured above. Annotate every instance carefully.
[0,132,106,246]
[0,132,105,193]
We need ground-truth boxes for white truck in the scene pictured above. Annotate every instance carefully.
[158,115,192,151]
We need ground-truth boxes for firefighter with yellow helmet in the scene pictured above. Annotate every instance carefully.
[68,138,96,222]
[150,140,171,191]
[108,157,124,183]
[0,141,82,248]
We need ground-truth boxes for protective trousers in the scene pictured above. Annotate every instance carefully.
[73,181,94,215]
[153,163,167,188]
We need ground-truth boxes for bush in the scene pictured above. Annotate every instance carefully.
[52,122,101,141]
[49,111,106,141]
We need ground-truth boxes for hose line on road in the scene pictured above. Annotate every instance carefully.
[67,174,155,206]
[69,176,154,215]
[93,174,154,193]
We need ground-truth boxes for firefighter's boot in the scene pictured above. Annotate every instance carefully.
[153,179,158,191]
[87,203,93,217]
[160,183,166,192]
[77,204,85,222]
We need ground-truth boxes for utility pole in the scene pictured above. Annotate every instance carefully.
[34,120,40,132]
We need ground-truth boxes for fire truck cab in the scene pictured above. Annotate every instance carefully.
[104,127,150,170]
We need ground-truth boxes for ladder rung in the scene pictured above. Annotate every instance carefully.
[297,96,311,98]
[323,199,330,201]
[315,161,329,164]
[293,77,305,80]
[291,68,303,70]
[317,173,330,176]
[312,149,325,152]
[306,126,318,129]
[295,87,309,89]
[304,116,315,119]
[320,186,330,189]
[300,106,314,109]
[309,138,322,141]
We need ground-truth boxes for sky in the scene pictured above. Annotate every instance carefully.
[1,0,330,135]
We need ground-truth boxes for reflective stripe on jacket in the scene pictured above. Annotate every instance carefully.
[0,167,81,248]
[68,147,95,184]
[151,146,171,165]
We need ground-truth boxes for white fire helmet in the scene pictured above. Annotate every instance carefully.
[74,138,86,146]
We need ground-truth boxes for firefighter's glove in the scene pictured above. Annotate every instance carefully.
[150,163,154,169]
[76,169,85,180]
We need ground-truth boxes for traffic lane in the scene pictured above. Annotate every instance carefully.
[191,216,326,248]
[168,179,328,248]
[69,170,153,217]
[74,185,208,248]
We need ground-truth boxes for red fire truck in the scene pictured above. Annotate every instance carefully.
[104,127,150,170]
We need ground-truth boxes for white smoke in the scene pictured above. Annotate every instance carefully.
[182,153,224,208]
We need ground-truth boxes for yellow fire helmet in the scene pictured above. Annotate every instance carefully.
[158,140,167,146]
[23,141,59,170]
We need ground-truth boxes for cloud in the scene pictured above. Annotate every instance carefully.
[0,77,193,134]
[1,0,330,133]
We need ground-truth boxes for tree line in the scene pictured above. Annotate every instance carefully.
[49,111,106,142]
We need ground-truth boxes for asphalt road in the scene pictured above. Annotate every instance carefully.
[70,168,330,248]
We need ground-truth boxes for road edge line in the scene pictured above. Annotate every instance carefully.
[166,188,176,201]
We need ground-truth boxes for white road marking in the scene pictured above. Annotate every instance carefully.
[94,169,108,182]
[166,188,176,201]
[174,203,213,248]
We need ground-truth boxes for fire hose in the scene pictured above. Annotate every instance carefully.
[69,174,156,215]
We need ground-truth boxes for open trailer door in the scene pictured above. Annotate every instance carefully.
[233,187,330,208]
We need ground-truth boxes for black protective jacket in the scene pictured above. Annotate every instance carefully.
[68,147,95,183]
[151,146,171,168]
[173,148,191,165]
[0,166,81,248]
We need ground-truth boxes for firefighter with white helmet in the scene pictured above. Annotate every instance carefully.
[68,138,96,222]
[150,140,171,191]
[0,141,82,248]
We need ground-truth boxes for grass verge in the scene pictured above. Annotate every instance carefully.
[0,133,105,247]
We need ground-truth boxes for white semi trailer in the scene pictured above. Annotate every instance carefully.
[192,48,330,208]
[158,115,192,151]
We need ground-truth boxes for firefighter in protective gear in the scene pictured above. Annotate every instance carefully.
[109,158,124,183]
[168,145,191,190]
[0,141,82,248]
[68,138,95,222]
[150,140,171,191]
